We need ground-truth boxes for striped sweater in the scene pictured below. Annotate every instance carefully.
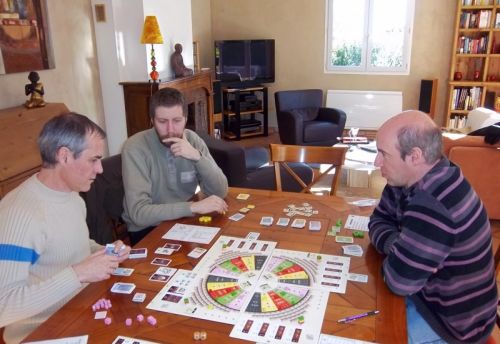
[369,158,497,344]
[0,175,101,344]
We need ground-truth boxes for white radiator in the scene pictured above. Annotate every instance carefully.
[326,90,402,130]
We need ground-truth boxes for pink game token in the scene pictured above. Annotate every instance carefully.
[104,317,112,325]
[136,314,144,322]
[125,318,132,326]
[146,315,157,326]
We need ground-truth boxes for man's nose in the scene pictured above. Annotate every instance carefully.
[96,160,104,174]
[374,153,382,167]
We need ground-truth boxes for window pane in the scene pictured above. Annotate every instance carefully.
[369,0,407,68]
[329,0,365,67]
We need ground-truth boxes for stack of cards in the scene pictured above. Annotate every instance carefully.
[105,243,124,256]
[291,218,306,229]
[129,248,147,259]
[335,236,354,244]
[112,267,134,276]
[229,213,245,222]
[111,282,136,294]
[347,273,368,283]
[149,267,177,283]
[276,218,290,227]
[309,220,321,231]
[245,232,260,240]
[151,257,172,266]
[342,244,363,257]
[260,216,273,226]
[187,247,207,258]
[236,193,250,200]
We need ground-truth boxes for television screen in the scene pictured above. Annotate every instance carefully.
[215,39,275,86]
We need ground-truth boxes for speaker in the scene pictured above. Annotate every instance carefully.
[213,80,222,114]
[418,79,438,118]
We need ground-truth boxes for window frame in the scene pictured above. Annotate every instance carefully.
[324,0,415,75]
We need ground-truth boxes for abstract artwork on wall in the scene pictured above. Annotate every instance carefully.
[0,0,54,75]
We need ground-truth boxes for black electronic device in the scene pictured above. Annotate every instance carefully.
[215,39,275,87]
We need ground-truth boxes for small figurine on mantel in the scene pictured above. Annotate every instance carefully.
[24,71,46,108]
[171,43,193,78]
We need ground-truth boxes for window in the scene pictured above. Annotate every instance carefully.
[325,0,415,74]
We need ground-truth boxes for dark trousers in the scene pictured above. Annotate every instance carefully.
[129,226,155,246]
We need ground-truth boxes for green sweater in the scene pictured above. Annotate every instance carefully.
[0,175,101,344]
[122,129,228,233]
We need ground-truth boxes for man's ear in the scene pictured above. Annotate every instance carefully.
[55,146,72,164]
[408,147,424,165]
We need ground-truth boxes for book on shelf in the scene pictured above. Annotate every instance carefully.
[448,115,468,129]
[495,13,500,28]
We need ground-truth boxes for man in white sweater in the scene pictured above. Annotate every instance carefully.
[0,113,131,343]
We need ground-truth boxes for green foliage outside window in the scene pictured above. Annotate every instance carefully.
[331,43,361,67]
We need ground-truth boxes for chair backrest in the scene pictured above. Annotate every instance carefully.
[275,89,323,112]
[270,144,347,196]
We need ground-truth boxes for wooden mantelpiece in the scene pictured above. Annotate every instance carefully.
[0,103,69,198]
[120,70,214,137]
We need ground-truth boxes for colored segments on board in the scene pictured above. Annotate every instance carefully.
[216,255,268,275]
[245,288,306,313]
[272,258,310,286]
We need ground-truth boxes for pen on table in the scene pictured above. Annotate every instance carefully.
[337,310,380,324]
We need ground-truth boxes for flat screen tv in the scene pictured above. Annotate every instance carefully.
[215,39,275,87]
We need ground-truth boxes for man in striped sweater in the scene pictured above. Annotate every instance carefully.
[369,110,497,343]
[0,113,131,343]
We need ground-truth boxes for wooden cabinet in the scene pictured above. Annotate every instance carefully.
[0,103,69,198]
[222,86,268,140]
[120,70,215,137]
[447,0,500,128]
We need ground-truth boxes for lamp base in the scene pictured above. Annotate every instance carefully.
[149,70,159,82]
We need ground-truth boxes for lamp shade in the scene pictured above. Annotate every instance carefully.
[140,16,163,44]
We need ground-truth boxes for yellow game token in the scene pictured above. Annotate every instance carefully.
[247,204,255,209]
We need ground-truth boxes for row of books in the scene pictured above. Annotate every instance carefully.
[457,35,488,54]
[462,0,494,5]
[448,116,469,129]
[451,87,483,110]
[459,10,491,28]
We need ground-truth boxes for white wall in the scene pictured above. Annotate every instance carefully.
[91,0,194,155]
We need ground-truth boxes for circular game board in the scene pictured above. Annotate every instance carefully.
[205,255,311,313]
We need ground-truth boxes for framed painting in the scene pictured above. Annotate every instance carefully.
[0,0,54,74]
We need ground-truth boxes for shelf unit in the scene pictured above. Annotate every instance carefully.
[222,86,268,140]
[447,0,500,129]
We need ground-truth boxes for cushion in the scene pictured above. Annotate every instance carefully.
[303,121,338,143]
[467,107,500,132]
[289,107,319,121]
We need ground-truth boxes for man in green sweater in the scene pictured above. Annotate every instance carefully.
[122,87,228,245]
[0,113,131,343]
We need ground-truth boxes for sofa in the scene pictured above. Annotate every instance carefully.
[443,134,500,220]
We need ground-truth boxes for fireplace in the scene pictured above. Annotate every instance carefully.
[120,69,214,137]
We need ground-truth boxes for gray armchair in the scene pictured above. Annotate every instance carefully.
[275,89,346,146]
[198,133,313,192]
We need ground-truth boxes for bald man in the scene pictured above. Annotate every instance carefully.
[369,111,497,344]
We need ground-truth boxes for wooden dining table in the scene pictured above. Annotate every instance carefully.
[24,187,406,344]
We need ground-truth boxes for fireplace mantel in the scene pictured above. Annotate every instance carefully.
[120,69,214,137]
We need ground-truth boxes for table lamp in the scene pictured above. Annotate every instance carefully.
[140,16,164,82]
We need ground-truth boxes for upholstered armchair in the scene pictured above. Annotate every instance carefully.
[274,89,347,146]
[198,133,313,192]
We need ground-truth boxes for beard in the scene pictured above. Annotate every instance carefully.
[158,131,183,147]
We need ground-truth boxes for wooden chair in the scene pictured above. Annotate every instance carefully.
[270,144,348,196]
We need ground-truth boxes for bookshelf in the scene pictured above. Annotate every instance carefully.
[447,0,500,129]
